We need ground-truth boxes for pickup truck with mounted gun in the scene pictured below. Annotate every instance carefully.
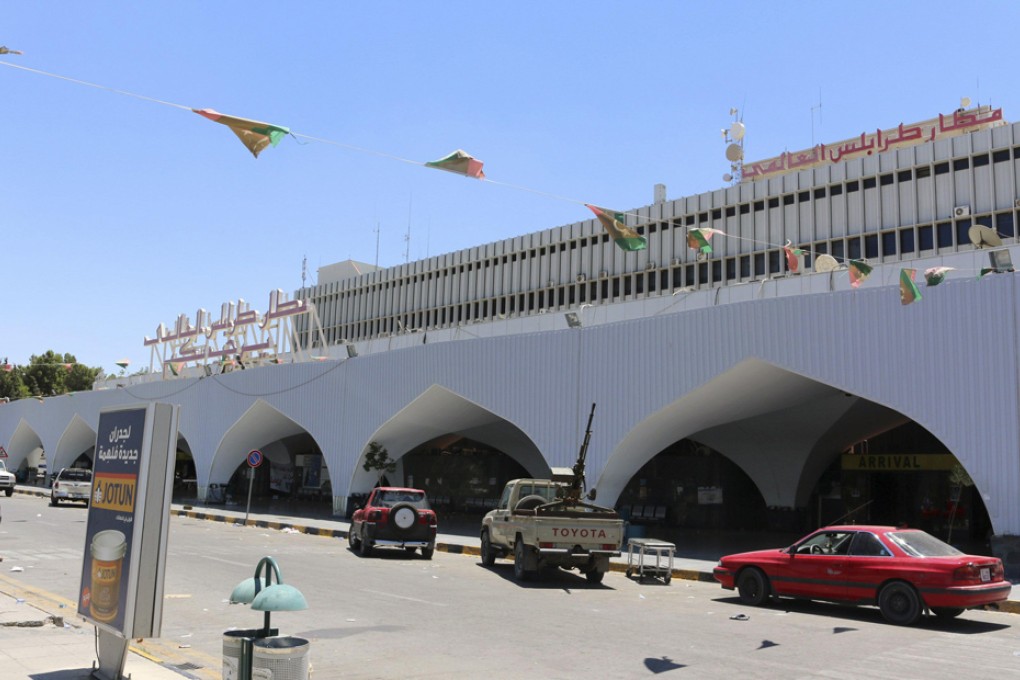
[480,404,624,583]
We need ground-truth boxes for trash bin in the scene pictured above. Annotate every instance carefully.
[251,636,310,680]
[223,627,278,680]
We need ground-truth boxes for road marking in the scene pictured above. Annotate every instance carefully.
[359,588,448,606]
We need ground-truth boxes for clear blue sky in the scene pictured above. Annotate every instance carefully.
[2,1,1018,374]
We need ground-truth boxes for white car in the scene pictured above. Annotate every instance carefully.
[0,460,15,497]
[50,468,92,506]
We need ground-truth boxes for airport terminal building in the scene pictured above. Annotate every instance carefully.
[4,105,1020,568]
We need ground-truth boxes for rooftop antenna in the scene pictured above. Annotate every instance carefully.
[721,107,745,184]
[374,222,381,268]
[403,193,412,263]
[810,88,822,146]
[301,255,307,288]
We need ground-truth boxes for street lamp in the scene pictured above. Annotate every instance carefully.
[229,556,308,638]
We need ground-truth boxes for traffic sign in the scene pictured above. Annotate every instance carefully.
[246,449,263,468]
[0,445,6,459]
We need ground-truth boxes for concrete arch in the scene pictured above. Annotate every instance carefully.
[52,415,96,474]
[595,359,908,509]
[7,419,44,473]
[348,384,548,495]
[207,399,327,491]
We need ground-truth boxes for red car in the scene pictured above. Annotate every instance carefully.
[713,525,1010,625]
[349,487,438,559]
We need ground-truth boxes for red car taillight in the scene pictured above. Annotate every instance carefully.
[953,561,1003,582]
[419,511,437,526]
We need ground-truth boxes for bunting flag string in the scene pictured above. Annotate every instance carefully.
[585,205,647,251]
[900,269,922,305]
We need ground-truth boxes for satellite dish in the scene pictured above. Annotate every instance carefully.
[722,173,733,182]
[960,96,972,109]
[729,122,746,140]
[725,143,744,162]
[968,225,1003,248]
[814,254,839,273]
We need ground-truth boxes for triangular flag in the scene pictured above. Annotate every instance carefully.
[425,149,486,179]
[783,241,805,273]
[924,266,954,286]
[900,269,922,305]
[193,108,290,159]
[168,362,183,377]
[979,268,997,279]
[0,46,24,56]
[115,359,130,369]
[585,205,647,252]
[848,260,873,288]
[686,228,722,254]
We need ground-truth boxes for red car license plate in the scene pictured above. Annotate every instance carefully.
[980,567,990,582]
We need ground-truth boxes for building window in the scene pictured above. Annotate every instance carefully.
[712,260,723,282]
[799,190,810,202]
[993,149,1010,163]
[953,158,970,171]
[865,234,879,258]
[846,180,860,193]
[847,237,861,260]
[997,211,1015,237]
[699,212,709,222]
[863,177,877,189]
[900,228,915,254]
[897,169,913,182]
[918,225,933,251]
[685,215,696,225]
[830,240,844,260]
[740,255,751,277]
[915,166,931,179]
[936,222,953,248]
[972,153,989,167]
[879,174,894,186]
[814,187,826,199]
[754,253,766,276]
[698,262,709,284]
[783,194,795,206]
[830,184,843,196]
[725,258,736,279]
[726,206,736,218]
[955,218,972,246]
[768,250,781,274]
[768,197,779,209]
[712,208,722,220]
[934,161,950,175]
[881,231,896,256]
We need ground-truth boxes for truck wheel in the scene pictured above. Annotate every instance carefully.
[480,530,496,566]
[513,540,533,581]
[4,488,11,497]
[359,533,374,558]
[585,569,605,584]
[348,527,361,550]
[422,543,435,560]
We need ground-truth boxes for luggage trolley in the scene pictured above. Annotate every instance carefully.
[625,538,675,584]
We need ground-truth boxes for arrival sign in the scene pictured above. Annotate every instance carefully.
[78,403,178,680]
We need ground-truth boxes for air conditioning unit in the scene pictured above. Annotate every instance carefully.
[670,257,681,266]
[645,261,657,270]
[1014,199,1020,209]
[575,274,586,283]
[599,270,609,278]
[696,252,708,262]
[954,205,971,217]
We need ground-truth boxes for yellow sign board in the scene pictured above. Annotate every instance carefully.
[842,453,957,472]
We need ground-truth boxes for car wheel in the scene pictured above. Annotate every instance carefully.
[585,569,605,584]
[513,540,533,582]
[663,571,672,585]
[932,607,965,620]
[404,547,418,555]
[736,568,771,606]
[51,495,59,507]
[348,527,361,550]
[878,581,922,626]
[480,530,496,566]
[422,543,435,560]
[358,532,373,558]
[4,488,11,497]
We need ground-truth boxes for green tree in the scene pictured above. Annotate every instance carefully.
[0,364,28,400]
[15,351,102,397]
[362,441,396,485]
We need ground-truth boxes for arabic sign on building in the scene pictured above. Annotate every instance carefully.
[143,289,308,368]
[742,106,1006,182]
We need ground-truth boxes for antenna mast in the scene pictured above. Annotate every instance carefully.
[721,108,745,185]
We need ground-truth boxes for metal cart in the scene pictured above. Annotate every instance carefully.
[625,538,675,584]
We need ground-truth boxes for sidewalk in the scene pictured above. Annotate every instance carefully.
[3,486,1018,679]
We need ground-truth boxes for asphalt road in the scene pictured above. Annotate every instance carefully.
[1,494,1018,679]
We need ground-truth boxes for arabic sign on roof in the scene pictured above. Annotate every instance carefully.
[741,106,1006,183]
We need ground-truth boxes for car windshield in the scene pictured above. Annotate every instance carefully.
[375,490,428,508]
[0,461,6,472]
[516,483,561,502]
[60,469,92,482]
[885,530,963,557]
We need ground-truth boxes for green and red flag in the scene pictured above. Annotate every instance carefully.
[193,108,290,159]
[115,359,130,369]
[686,228,722,255]
[585,204,647,252]
[783,241,805,273]
[848,259,873,288]
[978,268,997,279]
[425,149,486,179]
[900,269,922,305]
[924,266,954,286]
